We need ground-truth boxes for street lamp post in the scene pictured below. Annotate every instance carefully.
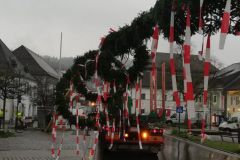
[78,60,95,79]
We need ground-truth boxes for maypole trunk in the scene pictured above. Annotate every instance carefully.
[183,8,196,132]
[219,0,231,49]
[201,34,211,142]
[169,10,181,109]
[150,25,159,112]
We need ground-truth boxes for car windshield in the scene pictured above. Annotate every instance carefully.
[229,117,238,123]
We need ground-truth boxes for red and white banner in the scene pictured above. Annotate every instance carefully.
[219,0,231,49]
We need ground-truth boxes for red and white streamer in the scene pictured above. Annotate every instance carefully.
[150,25,159,111]
[169,10,181,109]
[51,112,57,158]
[82,128,87,160]
[69,80,74,113]
[184,8,196,132]
[199,0,204,34]
[109,119,115,149]
[89,131,99,160]
[75,96,80,155]
[55,119,65,160]
[105,106,110,136]
[119,110,122,139]
[113,80,116,93]
[135,78,143,149]
[95,84,101,129]
[219,0,231,49]
[201,34,211,142]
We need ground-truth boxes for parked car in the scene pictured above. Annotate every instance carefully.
[219,112,240,132]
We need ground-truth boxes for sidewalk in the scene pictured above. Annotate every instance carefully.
[0,129,97,160]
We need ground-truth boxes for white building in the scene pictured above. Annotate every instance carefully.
[130,52,220,124]
[0,39,37,127]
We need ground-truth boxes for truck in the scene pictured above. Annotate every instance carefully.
[99,115,164,154]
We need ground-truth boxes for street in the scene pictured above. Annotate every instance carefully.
[2,129,238,160]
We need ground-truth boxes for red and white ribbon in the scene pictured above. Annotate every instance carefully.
[51,112,57,158]
[199,0,204,34]
[82,128,87,160]
[94,37,105,81]
[95,83,101,129]
[55,119,65,160]
[139,79,142,113]
[169,10,181,109]
[119,110,122,139]
[135,78,143,149]
[105,106,110,136]
[150,25,159,111]
[75,96,80,155]
[184,8,196,132]
[219,0,231,49]
[113,80,116,93]
[69,80,74,113]
[201,34,211,142]
[109,119,115,149]
[103,81,110,102]
[89,131,99,160]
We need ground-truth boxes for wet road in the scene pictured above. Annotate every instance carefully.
[100,136,240,160]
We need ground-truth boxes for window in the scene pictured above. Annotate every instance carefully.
[141,109,145,114]
[236,97,240,105]
[141,93,146,100]
[213,95,217,103]
[170,113,176,118]
[165,95,167,100]
[231,97,234,105]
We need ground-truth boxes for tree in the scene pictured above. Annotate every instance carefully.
[32,77,56,128]
[0,60,28,131]
[56,0,238,122]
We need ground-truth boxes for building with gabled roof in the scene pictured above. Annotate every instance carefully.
[13,45,60,83]
[210,63,240,118]
[0,39,37,124]
[130,52,220,125]
[13,45,60,128]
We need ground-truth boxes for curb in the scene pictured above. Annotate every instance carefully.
[164,134,240,159]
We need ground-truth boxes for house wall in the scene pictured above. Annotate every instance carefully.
[129,87,225,125]
[0,78,37,127]
[226,91,240,116]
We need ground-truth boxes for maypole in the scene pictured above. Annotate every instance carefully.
[150,25,159,112]
[219,0,231,49]
[183,7,196,133]
[201,34,211,143]
[169,7,181,111]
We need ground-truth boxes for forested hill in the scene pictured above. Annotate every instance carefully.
[42,55,74,72]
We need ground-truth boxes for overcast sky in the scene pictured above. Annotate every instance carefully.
[0,0,239,67]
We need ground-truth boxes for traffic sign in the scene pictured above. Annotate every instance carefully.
[176,106,183,113]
